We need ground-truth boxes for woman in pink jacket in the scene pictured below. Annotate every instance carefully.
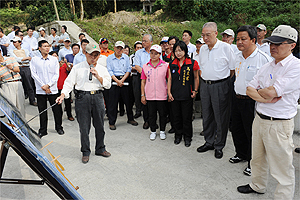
[141,45,169,141]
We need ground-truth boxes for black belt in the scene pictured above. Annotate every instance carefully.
[257,112,290,121]
[236,94,251,100]
[202,76,229,84]
[115,75,124,79]
[76,90,102,95]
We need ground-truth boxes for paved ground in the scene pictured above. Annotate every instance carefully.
[0,99,299,199]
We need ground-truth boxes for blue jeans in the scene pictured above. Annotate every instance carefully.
[75,92,106,156]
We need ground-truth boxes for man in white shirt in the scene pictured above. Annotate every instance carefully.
[58,25,69,47]
[182,30,196,57]
[229,25,272,177]
[0,28,10,56]
[196,22,235,159]
[256,24,271,56]
[30,39,64,137]
[237,25,299,200]
[23,27,38,51]
[56,43,112,164]
[73,39,89,66]
[38,27,53,47]
[50,27,60,52]
[221,28,239,54]
[7,26,20,40]
[58,38,72,61]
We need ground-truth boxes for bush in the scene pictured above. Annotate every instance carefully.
[0,8,29,28]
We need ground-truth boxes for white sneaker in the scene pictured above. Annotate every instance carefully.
[160,131,166,140]
[150,132,156,140]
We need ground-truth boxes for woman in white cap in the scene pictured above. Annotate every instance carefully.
[141,44,169,141]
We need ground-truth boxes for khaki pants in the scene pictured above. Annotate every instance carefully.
[250,114,295,199]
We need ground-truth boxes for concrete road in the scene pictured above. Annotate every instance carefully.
[0,100,299,199]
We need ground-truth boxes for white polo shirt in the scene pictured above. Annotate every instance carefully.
[199,40,235,80]
[248,53,300,119]
[256,42,270,56]
[235,48,272,95]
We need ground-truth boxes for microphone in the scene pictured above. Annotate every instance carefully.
[89,64,94,81]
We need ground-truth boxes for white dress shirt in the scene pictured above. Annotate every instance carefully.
[0,35,9,45]
[248,53,300,119]
[256,43,270,56]
[97,55,107,68]
[235,48,272,95]
[7,31,15,40]
[30,55,59,95]
[58,46,72,61]
[199,40,236,80]
[23,35,38,50]
[59,32,70,45]
[187,42,196,57]
[231,44,240,54]
[61,61,111,98]
[50,34,60,47]
[73,52,86,66]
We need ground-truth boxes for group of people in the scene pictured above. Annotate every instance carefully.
[1,22,300,199]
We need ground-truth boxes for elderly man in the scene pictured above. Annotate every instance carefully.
[221,29,239,54]
[56,43,112,164]
[256,24,270,56]
[230,25,272,177]
[9,36,37,106]
[0,48,25,116]
[133,34,153,129]
[106,41,138,130]
[30,40,64,137]
[196,22,235,159]
[99,38,114,57]
[237,25,299,200]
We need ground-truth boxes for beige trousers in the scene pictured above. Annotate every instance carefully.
[250,114,295,200]
[0,81,25,117]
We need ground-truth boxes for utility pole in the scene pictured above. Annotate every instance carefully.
[52,0,60,21]
[114,0,117,13]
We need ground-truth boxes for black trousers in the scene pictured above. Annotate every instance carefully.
[132,74,142,114]
[171,98,193,142]
[107,84,134,125]
[36,93,62,134]
[148,100,167,132]
[20,67,36,103]
[58,90,72,118]
[0,45,7,56]
[231,95,255,162]
[200,78,231,150]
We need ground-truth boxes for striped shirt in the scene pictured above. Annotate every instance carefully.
[0,57,21,84]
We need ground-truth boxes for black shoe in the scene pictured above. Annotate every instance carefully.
[38,132,48,138]
[155,124,159,129]
[243,167,251,176]
[127,120,138,126]
[174,138,182,145]
[168,128,175,133]
[25,94,28,99]
[215,149,223,159]
[197,144,214,153]
[134,113,141,118]
[143,122,149,129]
[109,124,116,130]
[184,140,191,147]
[120,111,125,116]
[295,148,300,153]
[199,131,204,136]
[57,129,64,135]
[30,101,38,106]
[229,155,246,163]
[237,184,263,194]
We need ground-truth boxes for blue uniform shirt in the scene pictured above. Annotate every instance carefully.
[107,53,131,77]
[73,52,86,66]
[65,53,75,63]
[133,48,150,68]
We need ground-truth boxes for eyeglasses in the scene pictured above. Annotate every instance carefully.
[268,42,293,46]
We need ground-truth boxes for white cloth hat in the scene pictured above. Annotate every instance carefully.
[11,36,22,42]
[262,25,298,43]
[38,27,46,32]
[196,38,204,44]
[256,24,267,31]
[115,41,125,48]
[150,44,162,54]
[86,43,101,54]
[221,29,235,37]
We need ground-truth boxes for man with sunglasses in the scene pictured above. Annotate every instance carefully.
[56,44,112,164]
[237,25,299,200]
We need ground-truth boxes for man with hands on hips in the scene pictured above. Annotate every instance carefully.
[56,43,112,164]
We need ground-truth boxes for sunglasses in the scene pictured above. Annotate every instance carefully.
[268,42,293,46]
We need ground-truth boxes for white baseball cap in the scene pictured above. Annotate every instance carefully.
[38,27,46,32]
[256,24,267,31]
[196,38,204,44]
[160,37,169,44]
[150,44,162,54]
[64,37,71,42]
[221,29,235,37]
[115,41,125,48]
[262,25,298,43]
[86,43,101,54]
[11,36,22,42]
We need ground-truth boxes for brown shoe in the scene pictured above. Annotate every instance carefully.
[109,124,116,130]
[30,101,38,106]
[82,156,89,164]
[127,120,138,126]
[95,151,111,157]
[68,117,75,121]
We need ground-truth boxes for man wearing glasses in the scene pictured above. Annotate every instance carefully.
[237,25,299,200]
[256,24,271,56]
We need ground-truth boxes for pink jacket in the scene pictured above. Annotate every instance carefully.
[141,59,168,100]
